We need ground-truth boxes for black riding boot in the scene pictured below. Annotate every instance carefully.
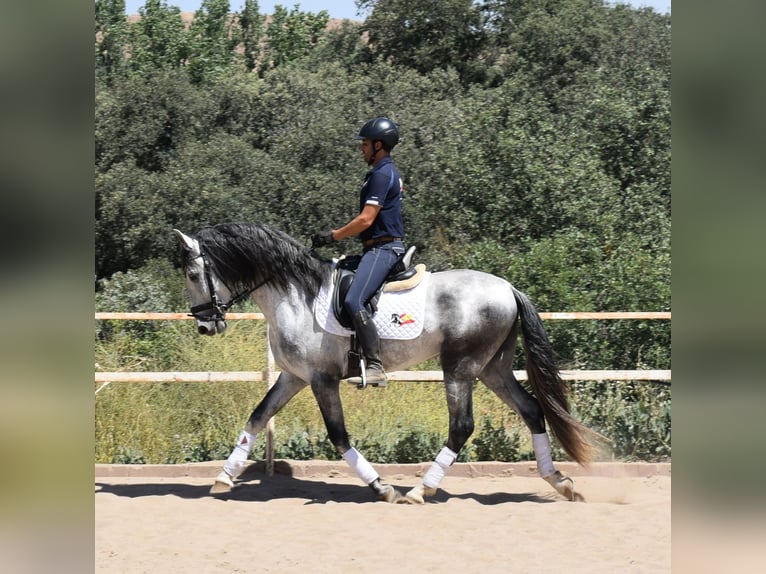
[352,310,387,386]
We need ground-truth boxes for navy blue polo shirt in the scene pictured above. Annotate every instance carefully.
[358,156,404,243]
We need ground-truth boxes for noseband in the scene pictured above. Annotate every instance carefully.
[188,250,258,322]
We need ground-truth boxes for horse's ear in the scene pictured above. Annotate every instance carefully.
[173,229,199,254]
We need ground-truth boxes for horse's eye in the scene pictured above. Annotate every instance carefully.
[188,271,201,282]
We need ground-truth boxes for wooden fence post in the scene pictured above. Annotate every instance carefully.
[265,325,276,476]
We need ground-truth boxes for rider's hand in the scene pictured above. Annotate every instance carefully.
[311,230,335,248]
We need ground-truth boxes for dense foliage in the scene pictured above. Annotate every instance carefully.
[95,0,670,462]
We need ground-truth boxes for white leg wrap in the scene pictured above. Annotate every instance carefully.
[422,446,458,489]
[532,433,556,477]
[223,430,257,479]
[342,448,379,485]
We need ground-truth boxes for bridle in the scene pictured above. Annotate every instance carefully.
[188,250,260,322]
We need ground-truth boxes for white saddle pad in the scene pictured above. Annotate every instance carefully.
[314,270,431,340]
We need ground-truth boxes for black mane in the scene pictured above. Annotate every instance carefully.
[189,222,332,302]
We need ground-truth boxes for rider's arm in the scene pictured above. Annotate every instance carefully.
[331,204,381,241]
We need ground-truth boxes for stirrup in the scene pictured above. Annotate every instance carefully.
[358,358,369,390]
[348,358,387,389]
[346,356,368,389]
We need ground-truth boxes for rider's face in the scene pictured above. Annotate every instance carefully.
[360,138,376,165]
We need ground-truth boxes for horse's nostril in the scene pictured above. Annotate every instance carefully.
[198,325,208,335]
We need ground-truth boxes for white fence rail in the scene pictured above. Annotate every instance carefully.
[93,369,671,383]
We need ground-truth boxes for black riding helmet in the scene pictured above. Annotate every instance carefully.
[355,116,400,150]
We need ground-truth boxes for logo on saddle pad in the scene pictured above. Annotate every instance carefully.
[392,312,415,326]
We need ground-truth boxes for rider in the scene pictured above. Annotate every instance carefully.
[312,116,405,386]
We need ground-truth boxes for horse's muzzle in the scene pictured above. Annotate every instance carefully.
[196,319,227,336]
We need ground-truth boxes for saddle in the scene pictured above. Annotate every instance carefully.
[332,245,423,329]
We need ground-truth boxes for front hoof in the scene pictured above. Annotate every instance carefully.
[400,484,437,504]
[209,470,234,495]
[543,471,584,502]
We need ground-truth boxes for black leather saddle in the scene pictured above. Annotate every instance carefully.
[332,246,417,329]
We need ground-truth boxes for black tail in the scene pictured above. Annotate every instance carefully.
[512,286,597,465]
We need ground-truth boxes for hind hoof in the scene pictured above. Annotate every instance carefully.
[209,471,234,495]
[544,471,584,501]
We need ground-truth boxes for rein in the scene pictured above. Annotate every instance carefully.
[188,250,265,321]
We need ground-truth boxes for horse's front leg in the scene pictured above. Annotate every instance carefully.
[311,373,400,503]
[211,371,308,494]
[404,377,474,504]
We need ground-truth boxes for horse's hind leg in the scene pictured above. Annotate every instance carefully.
[211,371,308,494]
[480,366,582,501]
[404,376,475,504]
[310,373,399,503]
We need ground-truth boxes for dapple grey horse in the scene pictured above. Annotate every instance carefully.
[174,222,599,503]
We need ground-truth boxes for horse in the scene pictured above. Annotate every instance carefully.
[173,222,599,503]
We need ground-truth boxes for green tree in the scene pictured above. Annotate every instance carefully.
[308,19,370,71]
[95,162,177,277]
[481,0,612,96]
[259,5,330,75]
[95,124,268,278]
[95,0,130,83]
[95,69,211,173]
[555,5,671,209]
[238,0,266,72]
[128,0,190,75]
[187,0,240,83]
[360,0,485,83]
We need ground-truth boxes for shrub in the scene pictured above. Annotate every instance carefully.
[569,380,671,461]
[472,418,523,462]
[391,428,446,463]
